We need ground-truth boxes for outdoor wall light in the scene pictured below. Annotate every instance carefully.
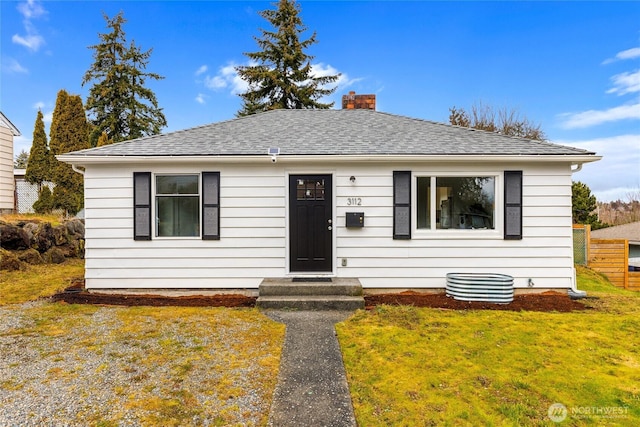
[350,176,356,183]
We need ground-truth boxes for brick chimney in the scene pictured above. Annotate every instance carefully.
[342,91,376,110]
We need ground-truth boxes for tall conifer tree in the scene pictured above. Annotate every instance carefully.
[25,110,51,189]
[49,90,89,215]
[96,131,111,147]
[14,150,29,169]
[236,0,339,116]
[83,12,166,146]
[572,181,606,229]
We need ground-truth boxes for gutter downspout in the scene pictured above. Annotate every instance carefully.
[72,164,85,175]
[568,162,588,299]
[568,268,587,299]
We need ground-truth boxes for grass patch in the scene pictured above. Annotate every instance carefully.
[0,259,84,305]
[1,304,285,426]
[338,268,640,426]
[0,212,64,226]
[576,265,638,295]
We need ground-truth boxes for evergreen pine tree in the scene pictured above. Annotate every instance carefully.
[83,12,166,146]
[49,90,89,215]
[236,0,340,116]
[25,110,52,188]
[572,181,607,229]
[96,131,111,147]
[14,150,29,169]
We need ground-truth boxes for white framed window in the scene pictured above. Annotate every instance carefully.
[155,174,200,237]
[133,171,220,241]
[393,170,521,240]
[416,175,496,231]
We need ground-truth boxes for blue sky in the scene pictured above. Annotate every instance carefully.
[1,0,639,202]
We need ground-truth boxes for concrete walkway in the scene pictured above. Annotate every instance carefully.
[265,311,357,427]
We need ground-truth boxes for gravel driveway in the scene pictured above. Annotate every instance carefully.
[0,301,284,426]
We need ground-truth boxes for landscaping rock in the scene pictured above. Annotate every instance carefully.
[22,222,39,242]
[57,240,84,259]
[32,223,54,253]
[0,249,23,271]
[76,239,85,259]
[43,247,66,264]
[18,248,44,265]
[1,219,85,264]
[0,224,30,250]
[52,225,69,246]
[65,219,85,237]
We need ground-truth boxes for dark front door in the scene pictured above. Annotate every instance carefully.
[290,175,332,272]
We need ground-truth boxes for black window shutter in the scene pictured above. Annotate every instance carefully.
[133,172,152,240]
[202,172,220,240]
[504,170,523,240]
[393,171,411,239]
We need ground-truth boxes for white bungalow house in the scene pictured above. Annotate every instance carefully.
[0,112,21,214]
[58,105,600,295]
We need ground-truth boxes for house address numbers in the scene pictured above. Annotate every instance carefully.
[346,197,362,206]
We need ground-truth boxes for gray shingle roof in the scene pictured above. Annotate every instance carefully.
[64,109,595,157]
[591,221,640,242]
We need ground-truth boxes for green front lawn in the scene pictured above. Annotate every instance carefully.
[337,269,640,426]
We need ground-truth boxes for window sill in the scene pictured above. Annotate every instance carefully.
[154,236,202,240]
[412,229,502,240]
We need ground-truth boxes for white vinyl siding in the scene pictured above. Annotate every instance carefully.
[82,161,575,291]
[0,126,15,212]
[83,165,285,289]
[334,163,574,289]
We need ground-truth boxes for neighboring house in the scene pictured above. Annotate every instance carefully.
[58,96,600,293]
[592,221,640,267]
[0,112,21,214]
[13,169,55,214]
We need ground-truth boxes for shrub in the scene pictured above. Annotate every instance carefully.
[33,186,54,214]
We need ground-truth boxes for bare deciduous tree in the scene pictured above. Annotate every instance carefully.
[449,102,546,141]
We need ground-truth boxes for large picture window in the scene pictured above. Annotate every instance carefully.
[156,175,200,237]
[417,176,495,230]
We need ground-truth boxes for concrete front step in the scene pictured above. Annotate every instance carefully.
[259,279,363,297]
[257,295,365,311]
[257,278,364,310]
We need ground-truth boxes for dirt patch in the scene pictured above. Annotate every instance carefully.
[51,279,256,307]
[365,291,588,312]
[52,280,586,311]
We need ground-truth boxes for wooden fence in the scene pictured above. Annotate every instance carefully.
[588,238,640,290]
[629,271,640,290]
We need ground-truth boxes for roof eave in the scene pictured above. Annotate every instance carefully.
[57,153,601,166]
[0,111,21,136]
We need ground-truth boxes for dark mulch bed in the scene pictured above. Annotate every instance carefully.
[52,292,257,307]
[53,279,587,312]
[365,291,589,312]
[51,279,256,307]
